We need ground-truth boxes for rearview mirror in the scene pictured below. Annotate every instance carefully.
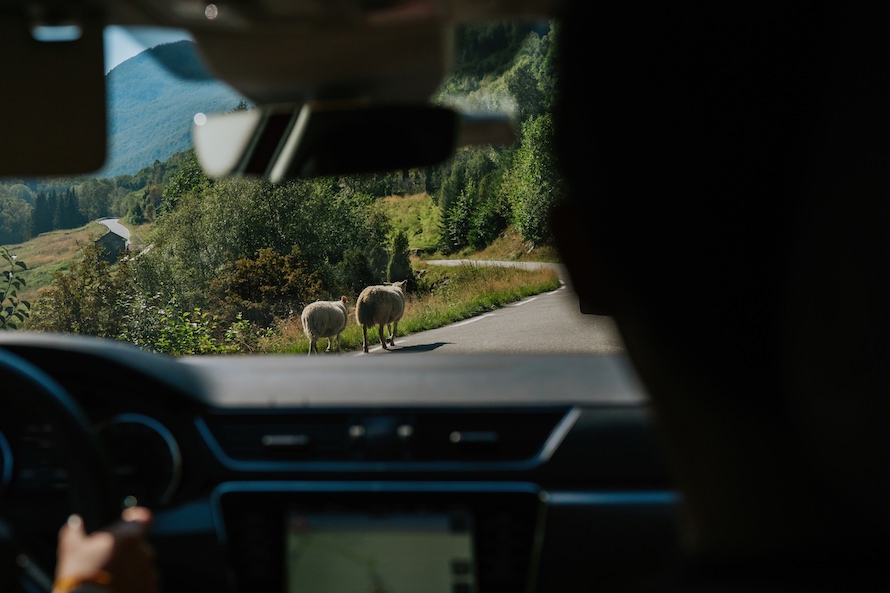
[192,102,515,182]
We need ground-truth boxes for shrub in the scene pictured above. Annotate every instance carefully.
[28,243,132,337]
[0,246,30,329]
[337,247,379,295]
[208,246,324,328]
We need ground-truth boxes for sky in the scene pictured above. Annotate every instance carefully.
[104,25,194,73]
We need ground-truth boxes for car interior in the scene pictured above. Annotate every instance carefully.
[3,1,890,593]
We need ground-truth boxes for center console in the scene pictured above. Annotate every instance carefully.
[214,482,544,593]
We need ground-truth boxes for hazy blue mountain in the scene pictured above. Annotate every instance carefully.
[99,40,246,178]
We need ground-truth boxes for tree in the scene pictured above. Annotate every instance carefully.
[501,113,563,246]
[77,178,114,221]
[28,243,132,337]
[439,183,476,254]
[505,55,547,123]
[387,230,415,285]
[336,247,379,295]
[53,188,86,229]
[136,175,391,314]
[468,188,509,250]
[29,192,55,236]
[125,201,146,225]
[208,247,323,327]
[0,196,32,243]
[159,149,208,214]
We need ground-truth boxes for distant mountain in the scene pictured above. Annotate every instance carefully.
[99,40,246,178]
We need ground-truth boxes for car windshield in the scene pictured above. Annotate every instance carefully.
[0,22,624,358]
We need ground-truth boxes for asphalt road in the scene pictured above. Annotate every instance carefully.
[356,267,625,355]
[97,218,131,244]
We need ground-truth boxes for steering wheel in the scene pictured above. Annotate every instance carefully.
[0,348,120,591]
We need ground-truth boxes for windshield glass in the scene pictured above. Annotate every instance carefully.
[0,22,624,357]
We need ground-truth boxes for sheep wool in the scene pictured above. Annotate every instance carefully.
[355,280,407,353]
[301,296,349,355]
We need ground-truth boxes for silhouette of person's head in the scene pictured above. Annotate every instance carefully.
[552,3,890,584]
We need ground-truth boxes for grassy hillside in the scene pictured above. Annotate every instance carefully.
[468,226,560,262]
[376,192,560,262]
[374,193,442,252]
[5,222,108,301]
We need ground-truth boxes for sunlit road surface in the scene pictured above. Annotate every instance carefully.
[357,261,625,355]
[97,218,131,244]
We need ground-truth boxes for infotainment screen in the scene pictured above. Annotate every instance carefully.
[285,509,476,593]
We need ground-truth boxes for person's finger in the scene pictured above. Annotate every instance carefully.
[121,506,152,526]
[58,514,86,545]
[67,515,85,531]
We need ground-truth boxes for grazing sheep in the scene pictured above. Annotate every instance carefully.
[355,280,407,353]
[301,296,348,355]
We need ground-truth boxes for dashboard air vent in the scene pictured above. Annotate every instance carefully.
[201,407,572,464]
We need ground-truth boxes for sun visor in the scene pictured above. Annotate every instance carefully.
[0,10,106,176]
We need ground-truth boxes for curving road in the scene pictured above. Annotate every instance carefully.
[357,261,625,355]
[97,218,131,246]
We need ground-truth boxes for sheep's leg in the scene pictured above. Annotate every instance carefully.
[386,321,399,346]
[308,338,317,356]
[362,325,369,353]
[378,324,388,350]
[334,332,341,353]
[325,337,332,352]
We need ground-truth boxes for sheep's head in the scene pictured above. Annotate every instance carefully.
[340,296,348,304]
[392,280,407,291]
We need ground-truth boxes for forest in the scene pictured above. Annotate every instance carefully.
[1,22,564,352]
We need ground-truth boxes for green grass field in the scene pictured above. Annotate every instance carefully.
[4,222,108,301]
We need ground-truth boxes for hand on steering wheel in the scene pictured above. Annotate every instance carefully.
[0,349,143,593]
[54,507,158,593]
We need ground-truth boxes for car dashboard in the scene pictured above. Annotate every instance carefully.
[0,333,679,593]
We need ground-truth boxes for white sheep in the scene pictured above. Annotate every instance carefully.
[355,280,407,353]
[301,296,349,355]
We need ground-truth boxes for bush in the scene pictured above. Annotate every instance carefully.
[119,291,228,355]
[207,246,324,328]
[28,243,132,337]
[337,247,379,295]
[0,246,30,329]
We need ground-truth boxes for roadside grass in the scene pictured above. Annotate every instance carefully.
[4,222,107,301]
[258,262,561,354]
[465,226,561,262]
[124,221,155,247]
